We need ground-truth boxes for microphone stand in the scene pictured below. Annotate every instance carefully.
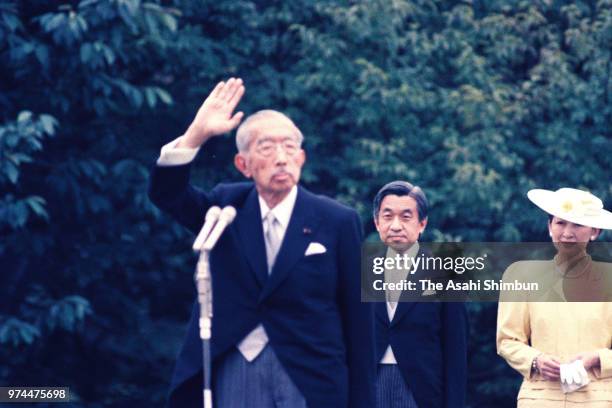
[194,246,213,408]
[193,206,236,408]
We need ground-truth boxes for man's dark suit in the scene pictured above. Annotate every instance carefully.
[373,251,468,408]
[149,163,375,408]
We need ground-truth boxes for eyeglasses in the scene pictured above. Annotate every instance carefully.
[255,139,300,157]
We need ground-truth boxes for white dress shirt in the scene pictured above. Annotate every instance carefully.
[380,242,419,364]
[157,136,199,165]
[236,186,297,361]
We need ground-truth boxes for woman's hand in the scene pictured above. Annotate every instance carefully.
[571,351,601,370]
[536,354,561,380]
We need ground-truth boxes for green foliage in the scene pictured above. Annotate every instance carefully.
[1,0,610,406]
[286,0,611,243]
[0,111,57,185]
[47,295,93,331]
[0,112,56,230]
[1,0,190,404]
[0,318,41,346]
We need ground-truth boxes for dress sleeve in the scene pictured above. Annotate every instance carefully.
[596,348,612,379]
[496,263,541,378]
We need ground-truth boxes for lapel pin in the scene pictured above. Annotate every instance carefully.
[303,227,312,235]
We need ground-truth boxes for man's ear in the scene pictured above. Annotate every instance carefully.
[373,216,380,232]
[297,149,306,167]
[591,228,601,241]
[234,153,251,178]
[419,217,428,234]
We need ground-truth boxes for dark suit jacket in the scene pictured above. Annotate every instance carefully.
[149,163,375,408]
[374,250,468,408]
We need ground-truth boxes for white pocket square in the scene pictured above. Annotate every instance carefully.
[421,289,437,296]
[305,242,326,256]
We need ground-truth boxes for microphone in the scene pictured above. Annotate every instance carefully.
[193,206,221,251]
[203,206,237,251]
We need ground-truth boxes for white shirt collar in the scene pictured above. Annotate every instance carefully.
[258,185,298,229]
[385,241,420,262]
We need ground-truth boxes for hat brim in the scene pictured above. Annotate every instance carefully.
[527,189,612,230]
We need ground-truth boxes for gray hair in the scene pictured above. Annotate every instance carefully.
[235,110,304,152]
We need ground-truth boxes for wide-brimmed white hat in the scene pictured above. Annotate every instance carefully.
[527,188,612,230]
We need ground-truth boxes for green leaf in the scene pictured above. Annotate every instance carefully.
[26,196,49,221]
[7,153,33,165]
[47,296,92,331]
[144,87,156,108]
[2,11,21,32]
[39,114,58,135]
[39,13,65,32]
[35,44,50,68]
[78,0,99,9]
[17,111,32,122]
[160,13,177,32]
[102,44,116,65]
[155,87,172,105]
[5,162,19,184]
[0,318,40,347]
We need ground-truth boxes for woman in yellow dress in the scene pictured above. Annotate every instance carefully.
[497,187,612,407]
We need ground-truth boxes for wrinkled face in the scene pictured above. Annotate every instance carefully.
[374,194,427,252]
[548,216,599,256]
[235,116,305,198]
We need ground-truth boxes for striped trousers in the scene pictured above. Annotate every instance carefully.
[213,345,307,408]
[376,364,419,408]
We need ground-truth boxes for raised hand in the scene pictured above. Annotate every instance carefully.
[180,78,246,148]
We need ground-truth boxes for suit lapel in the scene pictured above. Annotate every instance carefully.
[259,187,320,302]
[390,300,416,327]
[370,250,391,325]
[234,188,268,287]
[389,248,425,326]
[375,302,391,325]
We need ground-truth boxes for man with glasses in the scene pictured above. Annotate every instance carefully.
[149,78,375,408]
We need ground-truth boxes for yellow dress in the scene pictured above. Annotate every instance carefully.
[496,259,612,407]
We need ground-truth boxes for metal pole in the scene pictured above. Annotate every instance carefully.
[195,248,213,408]
[193,205,235,408]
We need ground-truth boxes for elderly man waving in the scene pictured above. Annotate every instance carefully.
[149,78,375,408]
